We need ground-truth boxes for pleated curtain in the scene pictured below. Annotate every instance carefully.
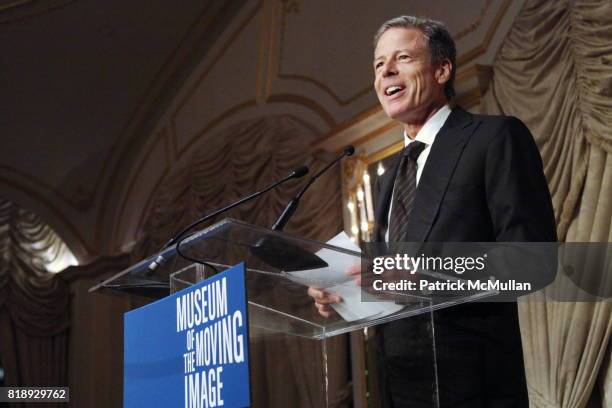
[481,1,612,406]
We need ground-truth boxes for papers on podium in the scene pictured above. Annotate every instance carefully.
[284,232,404,322]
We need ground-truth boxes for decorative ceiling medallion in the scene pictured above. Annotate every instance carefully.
[0,0,74,24]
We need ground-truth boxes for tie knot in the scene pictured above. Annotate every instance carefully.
[402,141,426,161]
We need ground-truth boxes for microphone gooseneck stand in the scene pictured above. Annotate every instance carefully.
[147,166,309,274]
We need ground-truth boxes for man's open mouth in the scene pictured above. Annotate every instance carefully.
[385,85,405,96]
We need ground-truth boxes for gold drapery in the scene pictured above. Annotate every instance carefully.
[134,115,351,407]
[0,198,70,407]
[481,0,612,406]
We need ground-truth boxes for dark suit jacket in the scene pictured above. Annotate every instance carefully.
[374,107,556,243]
[373,107,557,407]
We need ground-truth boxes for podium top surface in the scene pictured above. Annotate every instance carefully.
[90,218,361,294]
[91,219,499,339]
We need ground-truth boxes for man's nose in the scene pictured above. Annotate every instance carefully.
[381,60,398,77]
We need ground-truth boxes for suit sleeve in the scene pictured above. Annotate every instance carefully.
[483,117,558,292]
[484,116,557,242]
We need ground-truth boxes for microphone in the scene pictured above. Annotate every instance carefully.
[147,165,309,271]
[271,145,355,231]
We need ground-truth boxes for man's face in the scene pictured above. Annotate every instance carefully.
[373,27,446,123]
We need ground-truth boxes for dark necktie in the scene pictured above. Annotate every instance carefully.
[388,141,427,242]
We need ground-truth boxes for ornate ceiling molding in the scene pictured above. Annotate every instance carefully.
[455,0,493,40]
[97,0,247,249]
[169,1,262,157]
[276,3,371,107]
[0,0,74,24]
[276,0,504,108]
[457,0,512,66]
[0,165,89,209]
[0,1,223,217]
[0,0,30,12]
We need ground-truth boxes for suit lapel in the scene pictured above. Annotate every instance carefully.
[373,152,402,241]
[405,107,479,242]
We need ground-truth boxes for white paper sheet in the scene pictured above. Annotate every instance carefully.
[285,232,404,322]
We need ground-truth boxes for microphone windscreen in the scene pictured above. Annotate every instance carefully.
[292,166,309,178]
[344,145,355,156]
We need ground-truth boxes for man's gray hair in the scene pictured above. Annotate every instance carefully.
[374,16,456,100]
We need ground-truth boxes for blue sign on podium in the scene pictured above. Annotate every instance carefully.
[124,263,251,408]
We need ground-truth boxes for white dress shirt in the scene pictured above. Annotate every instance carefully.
[385,104,452,241]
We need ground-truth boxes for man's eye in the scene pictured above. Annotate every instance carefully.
[375,62,383,69]
[398,55,410,60]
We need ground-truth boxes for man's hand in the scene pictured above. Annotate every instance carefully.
[345,263,362,284]
[307,287,341,317]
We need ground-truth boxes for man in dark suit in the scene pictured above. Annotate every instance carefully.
[310,15,557,407]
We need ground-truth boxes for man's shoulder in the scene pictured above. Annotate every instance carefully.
[463,109,526,130]
[455,109,532,145]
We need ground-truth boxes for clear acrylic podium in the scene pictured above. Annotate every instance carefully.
[92,219,496,407]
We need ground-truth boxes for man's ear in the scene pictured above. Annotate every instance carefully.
[435,59,452,86]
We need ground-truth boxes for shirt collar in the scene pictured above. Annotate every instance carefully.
[403,104,452,147]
